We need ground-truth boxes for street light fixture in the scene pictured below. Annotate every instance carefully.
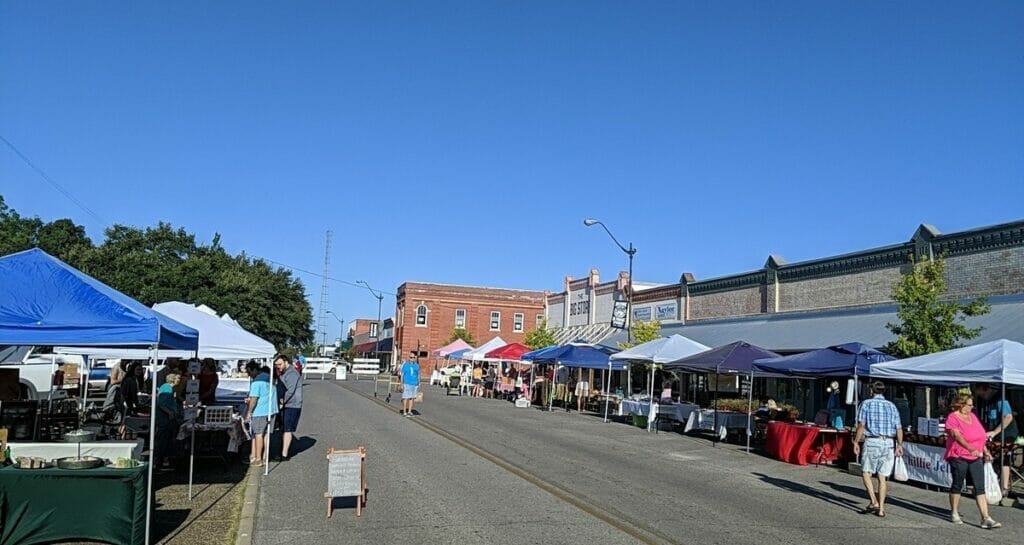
[584,218,638,425]
[325,311,346,346]
[583,218,637,343]
[356,280,385,354]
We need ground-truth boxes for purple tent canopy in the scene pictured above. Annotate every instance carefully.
[663,341,780,374]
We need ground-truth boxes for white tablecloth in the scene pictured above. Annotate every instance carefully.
[9,440,143,461]
[619,401,699,423]
[684,410,751,440]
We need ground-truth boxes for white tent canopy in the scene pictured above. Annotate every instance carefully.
[610,334,710,363]
[460,336,507,361]
[870,339,1024,386]
[57,301,276,361]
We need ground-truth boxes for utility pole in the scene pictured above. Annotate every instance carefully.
[317,230,332,355]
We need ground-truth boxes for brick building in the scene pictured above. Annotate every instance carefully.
[548,219,1024,350]
[393,282,547,371]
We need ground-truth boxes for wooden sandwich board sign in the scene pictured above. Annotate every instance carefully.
[325,446,367,518]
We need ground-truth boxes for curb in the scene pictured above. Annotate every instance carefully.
[234,467,261,545]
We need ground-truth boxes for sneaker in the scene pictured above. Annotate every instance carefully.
[951,512,963,524]
[981,518,1002,529]
[403,412,412,418]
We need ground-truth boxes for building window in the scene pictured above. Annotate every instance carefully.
[513,313,524,332]
[455,308,466,329]
[490,311,500,331]
[536,314,544,328]
[416,304,428,327]
[369,322,379,338]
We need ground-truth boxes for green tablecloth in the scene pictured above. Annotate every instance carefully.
[0,465,147,545]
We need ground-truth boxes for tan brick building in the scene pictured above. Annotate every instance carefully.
[393,282,547,371]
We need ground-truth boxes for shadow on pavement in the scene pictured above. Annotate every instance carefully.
[820,481,951,521]
[752,472,863,513]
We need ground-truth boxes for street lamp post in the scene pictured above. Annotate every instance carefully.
[583,219,636,343]
[584,218,637,424]
[357,280,386,396]
[325,311,345,347]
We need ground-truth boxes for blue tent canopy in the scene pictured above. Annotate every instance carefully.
[525,343,625,370]
[447,348,471,360]
[521,344,561,362]
[752,342,894,377]
[0,249,199,350]
[664,341,780,374]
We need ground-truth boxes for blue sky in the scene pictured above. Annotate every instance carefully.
[2,2,1022,327]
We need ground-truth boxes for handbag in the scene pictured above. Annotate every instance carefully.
[984,462,1003,504]
[892,456,909,482]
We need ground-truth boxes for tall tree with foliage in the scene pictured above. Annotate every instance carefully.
[0,195,315,349]
[445,328,476,346]
[885,255,990,358]
[523,319,556,349]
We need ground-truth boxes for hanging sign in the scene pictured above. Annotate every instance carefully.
[610,301,628,329]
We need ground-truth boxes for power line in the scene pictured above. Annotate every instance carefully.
[0,134,108,227]
[0,133,394,298]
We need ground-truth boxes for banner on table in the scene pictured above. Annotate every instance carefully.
[902,442,953,488]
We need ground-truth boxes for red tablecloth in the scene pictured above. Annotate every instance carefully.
[766,422,852,466]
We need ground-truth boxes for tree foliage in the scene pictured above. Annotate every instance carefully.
[0,195,313,349]
[445,328,476,346]
[885,255,990,358]
[523,318,557,349]
[618,319,662,349]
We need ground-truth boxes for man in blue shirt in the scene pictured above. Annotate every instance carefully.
[853,381,904,518]
[400,354,420,417]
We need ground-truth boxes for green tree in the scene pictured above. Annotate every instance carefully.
[885,255,990,358]
[618,319,662,349]
[445,328,476,346]
[523,318,556,349]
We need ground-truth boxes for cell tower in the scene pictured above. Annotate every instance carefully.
[316,230,332,350]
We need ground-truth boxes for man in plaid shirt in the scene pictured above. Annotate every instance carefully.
[853,381,904,518]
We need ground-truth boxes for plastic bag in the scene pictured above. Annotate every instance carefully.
[893,456,909,482]
[984,462,1003,505]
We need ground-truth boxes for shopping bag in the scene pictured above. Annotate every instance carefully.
[984,462,1002,505]
[892,456,909,482]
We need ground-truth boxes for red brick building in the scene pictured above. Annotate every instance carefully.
[393,282,547,370]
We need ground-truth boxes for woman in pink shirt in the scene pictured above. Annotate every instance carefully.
[945,394,1000,529]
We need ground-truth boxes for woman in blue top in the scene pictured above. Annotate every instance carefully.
[155,372,182,471]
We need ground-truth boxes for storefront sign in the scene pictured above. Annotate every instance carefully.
[633,306,652,321]
[655,303,677,320]
[569,291,589,317]
[610,301,628,329]
[902,442,953,488]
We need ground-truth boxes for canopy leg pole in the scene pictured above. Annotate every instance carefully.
[603,364,611,423]
[746,370,754,454]
[713,370,720,445]
[647,365,656,433]
[265,364,275,477]
[144,345,159,545]
[189,427,195,500]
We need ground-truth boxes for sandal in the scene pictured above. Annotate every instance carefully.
[876,510,885,518]
[861,504,879,514]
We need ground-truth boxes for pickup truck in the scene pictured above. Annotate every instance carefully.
[0,346,85,400]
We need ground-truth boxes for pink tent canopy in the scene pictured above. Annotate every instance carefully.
[432,338,473,357]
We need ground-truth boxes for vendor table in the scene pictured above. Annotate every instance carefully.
[0,465,147,545]
[684,410,750,440]
[765,422,851,466]
[8,440,142,462]
[619,400,699,423]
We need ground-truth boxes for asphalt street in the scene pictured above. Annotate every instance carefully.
[252,379,1024,545]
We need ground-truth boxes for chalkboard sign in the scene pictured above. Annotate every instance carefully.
[325,446,366,518]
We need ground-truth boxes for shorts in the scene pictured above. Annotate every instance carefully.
[402,384,419,400]
[250,416,269,435]
[472,379,482,385]
[860,437,895,476]
[575,381,589,396]
[484,381,494,390]
[948,457,985,494]
[281,407,301,433]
